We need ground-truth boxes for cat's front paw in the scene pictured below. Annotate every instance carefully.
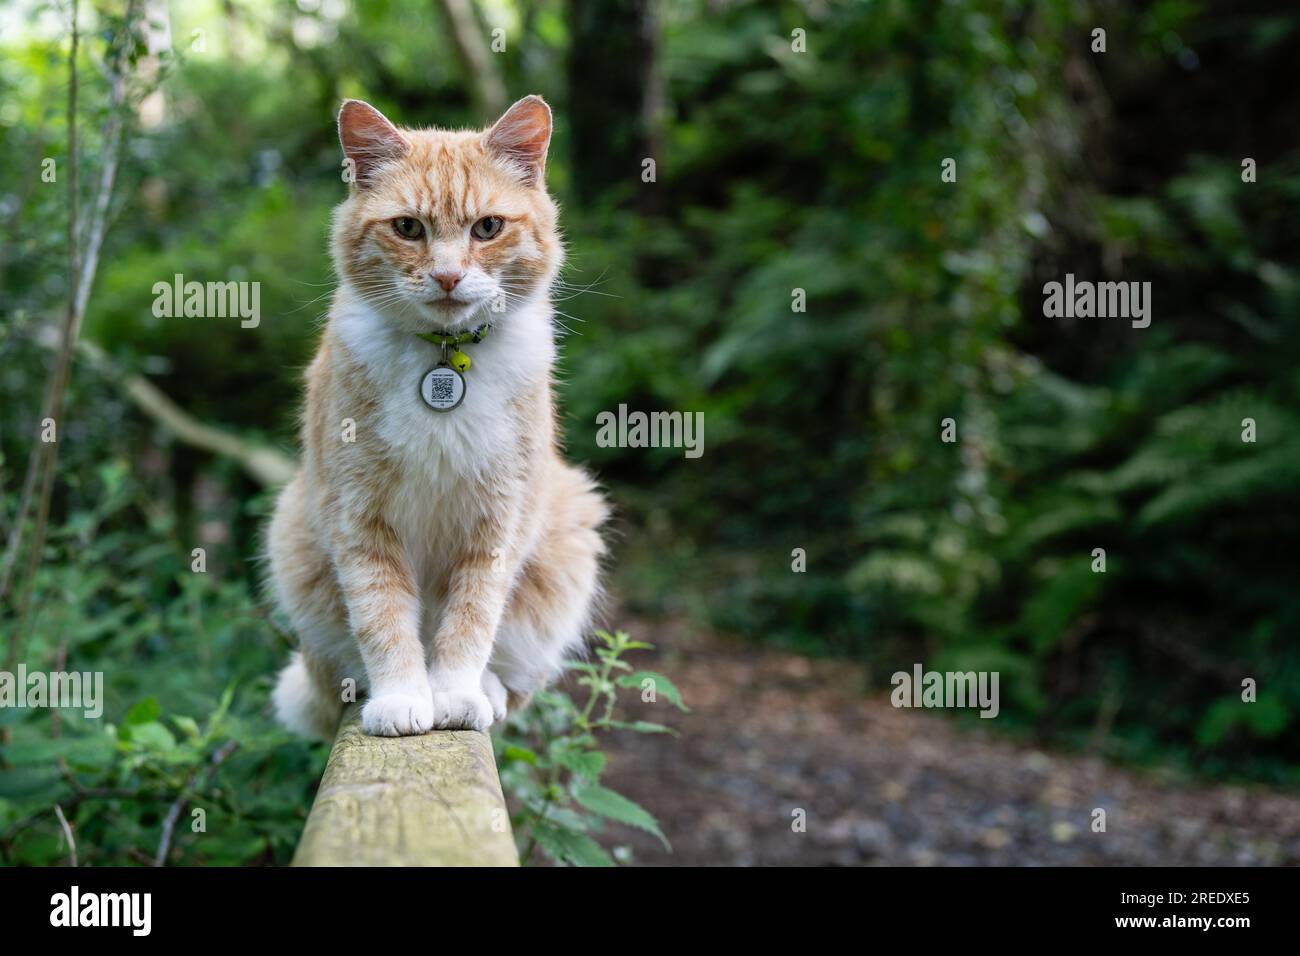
[361,690,436,736]
[430,679,495,731]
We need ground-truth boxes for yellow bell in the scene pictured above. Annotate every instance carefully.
[450,349,471,373]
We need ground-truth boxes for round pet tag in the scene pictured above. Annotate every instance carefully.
[419,364,466,411]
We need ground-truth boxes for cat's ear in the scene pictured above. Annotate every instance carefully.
[338,100,409,187]
[484,95,552,186]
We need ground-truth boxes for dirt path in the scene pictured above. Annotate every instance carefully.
[595,620,1300,866]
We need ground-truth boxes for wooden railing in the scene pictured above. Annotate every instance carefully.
[291,704,519,866]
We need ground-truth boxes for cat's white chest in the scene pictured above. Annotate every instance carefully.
[376,351,514,487]
[331,295,553,564]
[369,351,517,582]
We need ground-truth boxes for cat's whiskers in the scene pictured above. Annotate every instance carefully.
[492,282,583,337]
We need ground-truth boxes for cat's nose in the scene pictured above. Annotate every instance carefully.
[432,271,464,293]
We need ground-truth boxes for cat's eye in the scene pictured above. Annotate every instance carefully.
[393,217,425,240]
[471,216,505,241]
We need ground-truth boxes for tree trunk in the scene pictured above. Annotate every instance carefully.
[434,0,509,121]
[565,0,660,208]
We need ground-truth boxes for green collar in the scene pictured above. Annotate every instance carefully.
[414,323,491,348]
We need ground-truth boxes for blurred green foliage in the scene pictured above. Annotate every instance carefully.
[2,0,1299,865]
[0,452,319,864]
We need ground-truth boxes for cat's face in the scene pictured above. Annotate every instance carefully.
[332,96,561,332]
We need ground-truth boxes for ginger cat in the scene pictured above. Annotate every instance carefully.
[267,95,608,738]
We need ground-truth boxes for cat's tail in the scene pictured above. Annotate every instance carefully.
[273,651,343,740]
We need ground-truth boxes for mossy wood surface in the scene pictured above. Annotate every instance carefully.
[292,704,518,866]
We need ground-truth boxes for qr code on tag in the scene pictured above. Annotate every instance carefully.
[430,375,454,402]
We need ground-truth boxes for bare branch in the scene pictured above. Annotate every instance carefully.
[53,804,77,867]
[26,327,297,487]
[1,0,83,667]
[434,0,509,119]
[154,741,239,867]
[3,2,151,672]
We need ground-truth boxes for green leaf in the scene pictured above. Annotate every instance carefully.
[1197,695,1289,745]
[555,748,606,780]
[571,783,669,849]
[499,744,538,765]
[532,822,615,867]
[1,735,115,767]
[607,720,678,736]
[125,697,160,725]
[1019,562,1105,653]
[126,721,176,752]
[0,766,61,798]
[204,685,236,738]
[615,671,689,711]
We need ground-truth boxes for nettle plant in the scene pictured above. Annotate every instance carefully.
[496,629,686,866]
